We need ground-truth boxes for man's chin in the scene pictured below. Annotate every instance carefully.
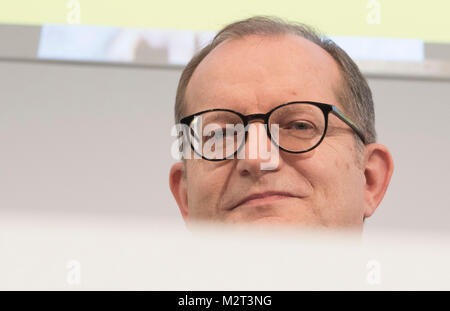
[186,216,362,236]
[226,215,306,230]
[222,216,329,236]
[247,216,291,225]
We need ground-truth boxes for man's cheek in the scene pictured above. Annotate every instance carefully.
[188,179,219,217]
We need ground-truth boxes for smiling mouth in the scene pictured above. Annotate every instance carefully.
[231,191,298,210]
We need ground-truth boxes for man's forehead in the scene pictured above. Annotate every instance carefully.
[184,34,344,115]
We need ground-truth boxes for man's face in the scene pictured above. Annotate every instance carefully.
[177,34,368,229]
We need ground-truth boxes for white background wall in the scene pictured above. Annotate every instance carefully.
[1,59,449,234]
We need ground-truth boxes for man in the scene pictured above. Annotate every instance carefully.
[169,16,394,231]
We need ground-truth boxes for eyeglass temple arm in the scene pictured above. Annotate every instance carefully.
[331,106,367,144]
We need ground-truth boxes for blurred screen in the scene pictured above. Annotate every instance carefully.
[1,0,450,43]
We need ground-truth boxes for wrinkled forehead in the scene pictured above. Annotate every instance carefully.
[184,34,345,116]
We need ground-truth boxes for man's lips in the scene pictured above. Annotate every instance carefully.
[228,191,300,210]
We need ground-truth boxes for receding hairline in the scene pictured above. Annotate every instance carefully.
[182,33,349,118]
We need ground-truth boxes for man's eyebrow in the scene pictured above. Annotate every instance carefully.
[201,113,239,124]
[202,113,224,123]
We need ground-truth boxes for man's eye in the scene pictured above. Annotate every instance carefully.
[285,121,314,130]
[216,128,240,137]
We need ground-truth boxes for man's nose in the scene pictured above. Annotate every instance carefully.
[236,122,280,176]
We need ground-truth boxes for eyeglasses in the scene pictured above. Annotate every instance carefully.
[180,101,366,161]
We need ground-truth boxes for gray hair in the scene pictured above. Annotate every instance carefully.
[175,16,376,154]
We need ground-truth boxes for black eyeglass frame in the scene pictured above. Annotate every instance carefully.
[180,101,366,161]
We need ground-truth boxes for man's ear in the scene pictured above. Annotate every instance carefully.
[362,143,394,218]
[169,162,189,221]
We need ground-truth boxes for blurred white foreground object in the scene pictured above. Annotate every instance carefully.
[0,211,449,290]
